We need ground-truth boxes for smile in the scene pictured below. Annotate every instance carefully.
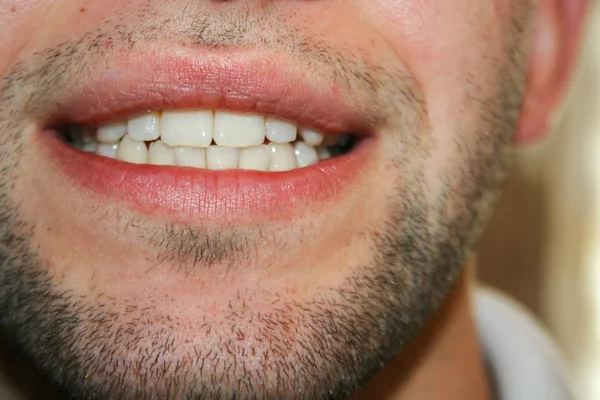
[37,49,378,223]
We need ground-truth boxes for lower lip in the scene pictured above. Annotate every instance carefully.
[39,131,374,223]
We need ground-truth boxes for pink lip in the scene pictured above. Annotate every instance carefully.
[39,47,377,222]
[49,46,377,136]
[42,132,373,223]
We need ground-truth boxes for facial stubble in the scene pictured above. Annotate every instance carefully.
[0,5,533,400]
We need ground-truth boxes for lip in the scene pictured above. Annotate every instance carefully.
[37,46,378,223]
[47,45,378,136]
[42,131,374,223]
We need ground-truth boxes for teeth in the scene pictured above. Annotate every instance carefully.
[266,118,297,143]
[128,111,161,142]
[82,141,98,153]
[161,110,213,148]
[206,146,239,170]
[97,121,127,144]
[148,141,176,166]
[74,110,354,170]
[269,143,296,171]
[299,127,324,147]
[214,111,265,147]
[68,126,96,150]
[317,146,332,160]
[238,145,271,171]
[174,147,206,168]
[294,142,319,168]
[117,134,148,164]
[96,143,119,159]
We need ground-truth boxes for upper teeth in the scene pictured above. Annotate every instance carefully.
[79,110,347,171]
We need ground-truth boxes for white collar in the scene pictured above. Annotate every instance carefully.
[474,288,574,400]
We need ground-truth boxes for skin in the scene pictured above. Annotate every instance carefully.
[0,0,587,399]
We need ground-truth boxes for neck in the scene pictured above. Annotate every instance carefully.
[349,270,491,400]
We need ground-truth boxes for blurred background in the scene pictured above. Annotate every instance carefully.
[477,1,600,399]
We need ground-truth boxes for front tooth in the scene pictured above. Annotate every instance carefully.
[214,111,265,147]
[299,127,324,146]
[161,110,213,148]
[117,134,148,164]
[97,121,127,144]
[174,147,206,168]
[269,143,296,171]
[294,142,319,168]
[148,141,176,166]
[206,146,239,170]
[266,118,297,143]
[96,143,119,159]
[128,111,161,142]
[238,145,271,171]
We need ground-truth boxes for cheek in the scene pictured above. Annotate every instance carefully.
[361,0,507,76]
[362,0,520,193]
[359,0,445,62]
[0,0,137,75]
[0,1,59,73]
[361,1,510,132]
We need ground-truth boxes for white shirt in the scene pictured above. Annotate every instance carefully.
[475,288,574,400]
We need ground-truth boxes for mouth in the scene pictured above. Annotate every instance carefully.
[37,48,378,223]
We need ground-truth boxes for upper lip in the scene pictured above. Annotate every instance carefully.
[46,45,378,137]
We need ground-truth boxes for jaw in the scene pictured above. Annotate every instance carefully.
[2,115,428,399]
[3,144,409,400]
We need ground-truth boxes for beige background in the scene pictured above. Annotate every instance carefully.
[478,3,600,399]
